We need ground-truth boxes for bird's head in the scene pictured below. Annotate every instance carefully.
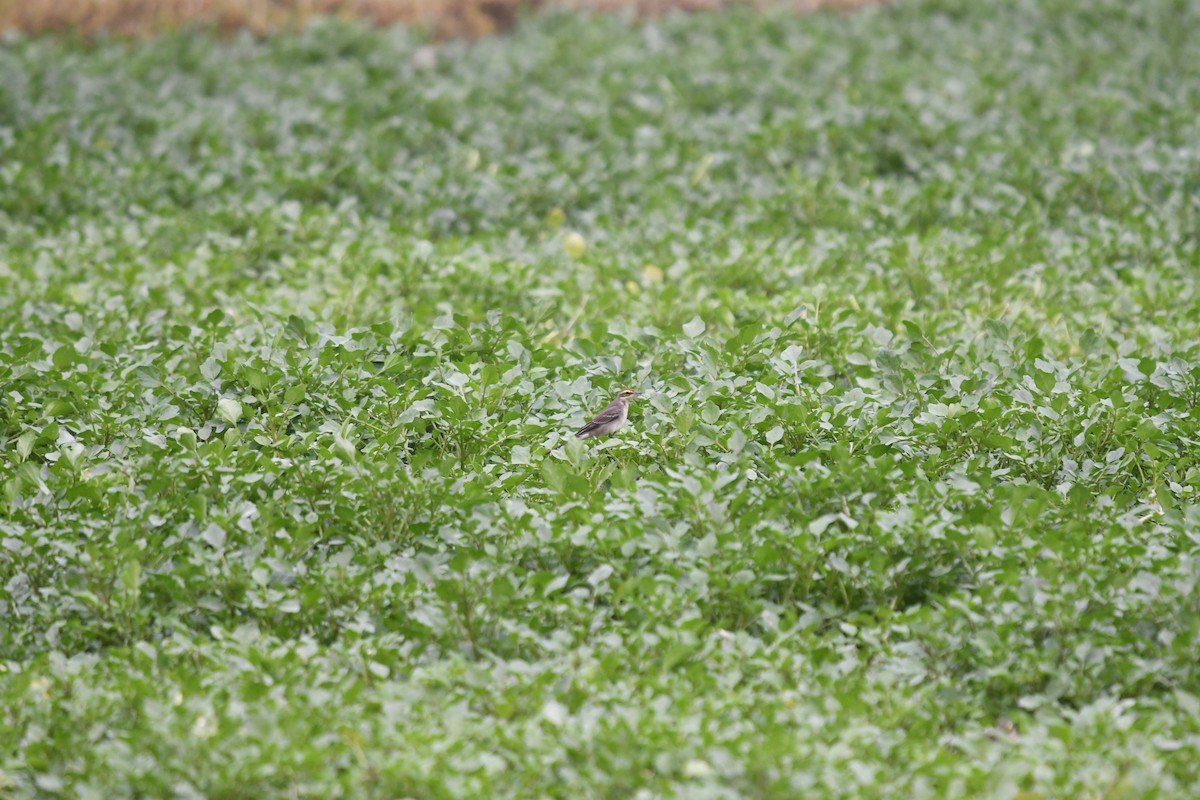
[617,388,639,402]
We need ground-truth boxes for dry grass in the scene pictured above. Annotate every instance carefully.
[0,0,883,40]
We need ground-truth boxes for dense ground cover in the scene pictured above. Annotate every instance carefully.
[2,0,1200,795]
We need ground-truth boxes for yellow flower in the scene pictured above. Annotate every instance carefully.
[563,232,586,259]
[29,677,50,699]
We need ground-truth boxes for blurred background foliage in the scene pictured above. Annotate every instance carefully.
[0,0,880,39]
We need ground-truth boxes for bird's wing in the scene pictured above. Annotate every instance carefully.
[575,399,624,436]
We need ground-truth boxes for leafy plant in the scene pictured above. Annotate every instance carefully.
[2,1,1200,796]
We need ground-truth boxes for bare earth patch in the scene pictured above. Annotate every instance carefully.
[0,0,884,39]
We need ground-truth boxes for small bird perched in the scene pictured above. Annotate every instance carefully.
[575,389,639,439]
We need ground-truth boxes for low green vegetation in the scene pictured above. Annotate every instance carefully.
[2,0,1200,795]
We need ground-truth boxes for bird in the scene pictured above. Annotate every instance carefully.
[575,389,639,439]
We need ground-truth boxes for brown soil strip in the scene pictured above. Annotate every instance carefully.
[0,0,884,40]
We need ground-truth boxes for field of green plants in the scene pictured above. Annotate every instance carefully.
[2,0,1200,796]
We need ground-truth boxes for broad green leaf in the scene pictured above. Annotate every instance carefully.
[217,398,242,425]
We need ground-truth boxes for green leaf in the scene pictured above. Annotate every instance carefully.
[286,314,314,342]
[119,559,142,593]
[16,430,36,461]
[586,564,614,587]
[333,434,357,463]
[682,316,706,337]
[243,367,268,391]
[541,460,567,494]
[201,524,226,550]
[217,398,242,425]
[677,406,695,435]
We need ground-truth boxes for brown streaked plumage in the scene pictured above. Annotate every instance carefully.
[575,389,639,439]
